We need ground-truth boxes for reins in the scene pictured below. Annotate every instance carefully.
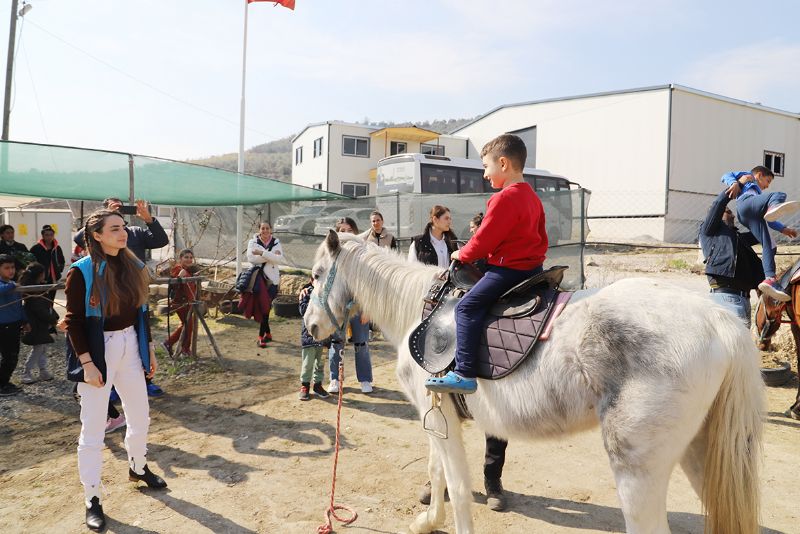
[312,250,358,533]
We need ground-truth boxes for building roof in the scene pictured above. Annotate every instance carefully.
[369,126,440,143]
[292,121,378,143]
[452,84,800,133]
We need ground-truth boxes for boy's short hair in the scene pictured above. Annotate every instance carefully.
[751,165,774,178]
[0,254,14,266]
[480,134,527,171]
[0,224,13,234]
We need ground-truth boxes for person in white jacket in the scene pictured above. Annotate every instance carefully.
[246,222,285,347]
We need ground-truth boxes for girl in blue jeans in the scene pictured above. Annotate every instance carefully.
[328,313,373,393]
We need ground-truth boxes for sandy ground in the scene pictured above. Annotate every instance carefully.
[1,250,799,534]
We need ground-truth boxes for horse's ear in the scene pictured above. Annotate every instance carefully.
[325,229,340,253]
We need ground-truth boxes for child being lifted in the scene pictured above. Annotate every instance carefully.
[425,134,547,394]
[722,166,799,301]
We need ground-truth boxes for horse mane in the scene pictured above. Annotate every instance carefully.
[329,234,439,343]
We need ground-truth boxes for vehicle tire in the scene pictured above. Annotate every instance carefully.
[273,295,301,318]
[761,361,792,387]
[219,299,243,315]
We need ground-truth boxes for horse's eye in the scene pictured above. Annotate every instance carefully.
[313,273,320,280]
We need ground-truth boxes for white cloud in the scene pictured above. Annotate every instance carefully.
[682,41,800,110]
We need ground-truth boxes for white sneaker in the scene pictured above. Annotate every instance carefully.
[328,379,339,393]
[21,372,36,384]
[360,381,373,393]
[765,201,800,222]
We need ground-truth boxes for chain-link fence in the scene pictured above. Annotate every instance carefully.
[170,188,591,290]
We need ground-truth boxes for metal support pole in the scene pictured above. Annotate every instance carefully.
[579,188,586,289]
[128,154,135,204]
[2,0,19,141]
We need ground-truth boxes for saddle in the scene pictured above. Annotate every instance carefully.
[409,264,568,380]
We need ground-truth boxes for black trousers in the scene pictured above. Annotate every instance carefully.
[484,435,508,481]
[0,322,22,386]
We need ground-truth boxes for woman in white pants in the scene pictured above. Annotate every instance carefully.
[65,209,167,532]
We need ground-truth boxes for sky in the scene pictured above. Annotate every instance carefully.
[3,0,799,161]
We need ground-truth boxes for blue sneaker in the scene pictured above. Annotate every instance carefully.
[147,382,164,397]
[425,371,477,394]
[109,387,120,403]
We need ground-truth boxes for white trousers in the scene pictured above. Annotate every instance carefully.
[77,325,150,501]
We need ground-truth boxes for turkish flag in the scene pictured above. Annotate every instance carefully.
[247,0,295,9]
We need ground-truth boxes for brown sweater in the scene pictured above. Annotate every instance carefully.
[65,254,152,355]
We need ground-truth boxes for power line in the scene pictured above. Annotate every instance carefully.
[25,19,282,143]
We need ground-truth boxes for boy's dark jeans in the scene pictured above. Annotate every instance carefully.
[0,321,22,386]
[454,265,542,378]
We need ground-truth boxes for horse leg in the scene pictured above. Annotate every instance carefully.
[789,322,800,418]
[679,424,708,499]
[409,443,446,534]
[409,396,474,534]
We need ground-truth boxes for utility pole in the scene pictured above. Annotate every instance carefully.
[2,0,20,140]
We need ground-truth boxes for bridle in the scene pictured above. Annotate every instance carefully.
[310,251,355,340]
[756,295,787,344]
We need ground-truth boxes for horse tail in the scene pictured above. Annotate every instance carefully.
[702,310,764,534]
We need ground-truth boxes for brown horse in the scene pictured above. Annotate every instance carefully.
[755,260,800,419]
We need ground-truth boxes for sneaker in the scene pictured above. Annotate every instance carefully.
[0,383,22,396]
[298,385,310,401]
[360,381,373,393]
[425,371,478,394]
[257,336,267,349]
[312,383,330,398]
[105,414,127,434]
[39,369,54,381]
[263,332,273,343]
[764,201,800,222]
[21,372,37,384]
[759,277,792,302]
[328,379,339,393]
[146,382,165,397]
[484,478,507,511]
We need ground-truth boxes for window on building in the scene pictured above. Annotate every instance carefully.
[420,143,445,156]
[420,165,458,194]
[764,150,785,176]
[342,135,369,157]
[312,183,322,190]
[342,182,369,197]
[295,146,303,165]
[390,141,407,156]
[313,137,324,158]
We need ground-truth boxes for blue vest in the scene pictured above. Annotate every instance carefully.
[67,256,150,382]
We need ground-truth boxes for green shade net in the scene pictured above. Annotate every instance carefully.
[0,141,345,206]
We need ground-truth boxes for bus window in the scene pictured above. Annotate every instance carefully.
[421,164,458,194]
[459,169,485,193]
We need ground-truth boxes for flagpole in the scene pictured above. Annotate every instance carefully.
[236,0,249,277]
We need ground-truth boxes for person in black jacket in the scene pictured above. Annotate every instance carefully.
[19,263,59,383]
[699,188,766,328]
[408,205,459,268]
[0,224,33,272]
[30,225,66,304]
[297,281,330,401]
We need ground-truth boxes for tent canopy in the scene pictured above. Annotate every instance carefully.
[0,141,345,206]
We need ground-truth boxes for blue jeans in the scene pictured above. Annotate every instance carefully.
[736,191,785,278]
[710,290,751,329]
[455,265,542,378]
[329,313,373,383]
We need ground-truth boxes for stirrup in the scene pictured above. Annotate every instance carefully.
[423,391,448,440]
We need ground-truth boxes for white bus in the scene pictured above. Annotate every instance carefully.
[375,153,577,243]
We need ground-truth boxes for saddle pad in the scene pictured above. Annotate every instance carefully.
[409,288,560,379]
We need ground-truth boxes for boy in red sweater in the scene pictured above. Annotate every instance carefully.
[425,134,547,394]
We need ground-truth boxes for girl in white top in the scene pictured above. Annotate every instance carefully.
[407,205,459,268]
[246,222,285,346]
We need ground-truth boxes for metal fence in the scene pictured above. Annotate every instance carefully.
[170,188,591,290]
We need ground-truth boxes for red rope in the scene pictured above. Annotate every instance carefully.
[318,360,358,534]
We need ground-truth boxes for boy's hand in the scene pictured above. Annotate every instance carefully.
[450,250,460,261]
[781,228,798,238]
[726,182,741,199]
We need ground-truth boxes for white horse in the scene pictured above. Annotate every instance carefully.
[304,231,764,534]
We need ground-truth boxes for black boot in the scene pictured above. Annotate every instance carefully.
[129,464,168,489]
[85,496,106,532]
[485,477,507,511]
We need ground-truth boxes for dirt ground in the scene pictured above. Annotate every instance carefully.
[1,249,799,534]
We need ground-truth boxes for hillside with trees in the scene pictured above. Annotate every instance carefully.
[189,117,476,182]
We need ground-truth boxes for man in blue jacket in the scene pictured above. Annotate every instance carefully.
[699,189,765,327]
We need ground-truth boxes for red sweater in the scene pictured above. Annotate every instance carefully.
[459,182,547,270]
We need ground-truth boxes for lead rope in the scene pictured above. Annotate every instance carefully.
[318,357,358,534]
